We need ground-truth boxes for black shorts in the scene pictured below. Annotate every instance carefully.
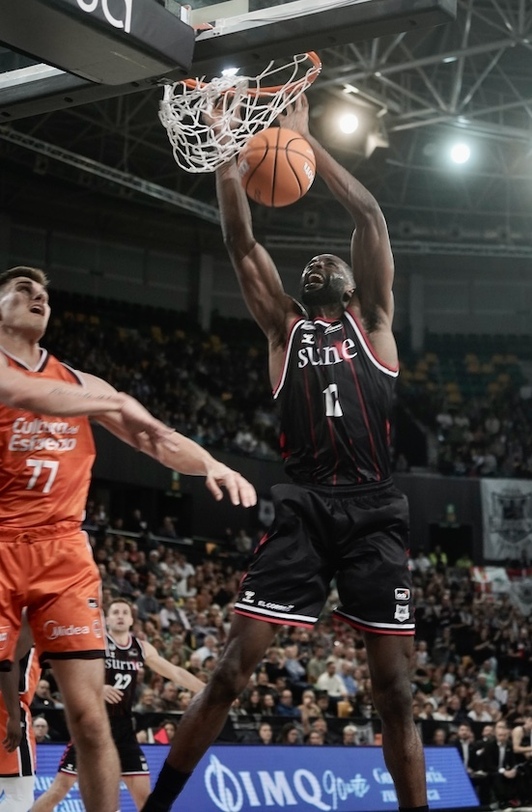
[234,479,414,635]
[59,718,148,777]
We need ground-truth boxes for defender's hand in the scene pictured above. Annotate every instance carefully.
[205,463,257,507]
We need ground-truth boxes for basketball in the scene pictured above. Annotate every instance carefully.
[237,127,316,208]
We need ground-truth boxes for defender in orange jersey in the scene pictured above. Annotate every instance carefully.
[0,611,39,811]
[0,266,257,812]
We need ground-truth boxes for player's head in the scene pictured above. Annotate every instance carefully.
[299,254,355,312]
[0,266,50,339]
[0,266,49,289]
[106,598,134,632]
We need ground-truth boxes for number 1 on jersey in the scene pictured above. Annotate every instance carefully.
[323,384,343,417]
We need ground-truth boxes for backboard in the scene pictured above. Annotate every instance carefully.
[0,0,456,121]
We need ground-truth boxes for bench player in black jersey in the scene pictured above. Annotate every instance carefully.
[142,97,428,812]
[32,599,204,811]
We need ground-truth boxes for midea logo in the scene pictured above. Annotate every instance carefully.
[75,0,132,34]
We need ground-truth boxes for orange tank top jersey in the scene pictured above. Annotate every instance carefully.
[0,647,40,777]
[0,349,96,530]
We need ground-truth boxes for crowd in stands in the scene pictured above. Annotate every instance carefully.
[45,297,279,462]
[31,501,532,807]
[44,291,532,477]
[399,341,532,478]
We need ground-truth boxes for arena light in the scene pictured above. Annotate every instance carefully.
[339,112,359,134]
[450,142,471,164]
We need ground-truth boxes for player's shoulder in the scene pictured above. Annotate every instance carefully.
[45,354,86,385]
[105,632,118,653]
[130,632,142,649]
[131,634,148,658]
[283,302,310,333]
[288,296,307,320]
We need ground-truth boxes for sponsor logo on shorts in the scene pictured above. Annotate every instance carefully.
[88,598,99,609]
[92,619,103,638]
[394,604,410,622]
[258,601,295,612]
[394,588,410,601]
[241,591,255,604]
[0,626,10,651]
[44,621,90,641]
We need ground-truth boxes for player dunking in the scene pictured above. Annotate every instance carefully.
[0,611,39,812]
[142,96,427,812]
[0,266,256,812]
[32,598,204,811]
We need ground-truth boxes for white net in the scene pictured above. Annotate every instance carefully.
[159,52,321,173]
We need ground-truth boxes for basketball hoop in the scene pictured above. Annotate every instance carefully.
[159,51,321,173]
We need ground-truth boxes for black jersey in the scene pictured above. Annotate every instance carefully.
[274,309,398,486]
[104,632,146,719]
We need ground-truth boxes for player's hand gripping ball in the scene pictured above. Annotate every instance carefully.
[237,127,316,208]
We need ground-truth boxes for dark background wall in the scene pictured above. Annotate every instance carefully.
[4,216,532,343]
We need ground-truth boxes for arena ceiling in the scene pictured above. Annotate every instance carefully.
[0,0,531,262]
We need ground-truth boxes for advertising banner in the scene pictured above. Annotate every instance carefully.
[34,743,479,811]
[480,478,532,561]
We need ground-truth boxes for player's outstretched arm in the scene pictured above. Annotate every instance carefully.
[279,96,387,222]
[278,95,394,331]
[0,355,126,417]
[87,374,256,508]
[140,428,257,507]
[143,642,205,694]
[215,160,297,343]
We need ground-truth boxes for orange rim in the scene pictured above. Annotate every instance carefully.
[182,51,321,95]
